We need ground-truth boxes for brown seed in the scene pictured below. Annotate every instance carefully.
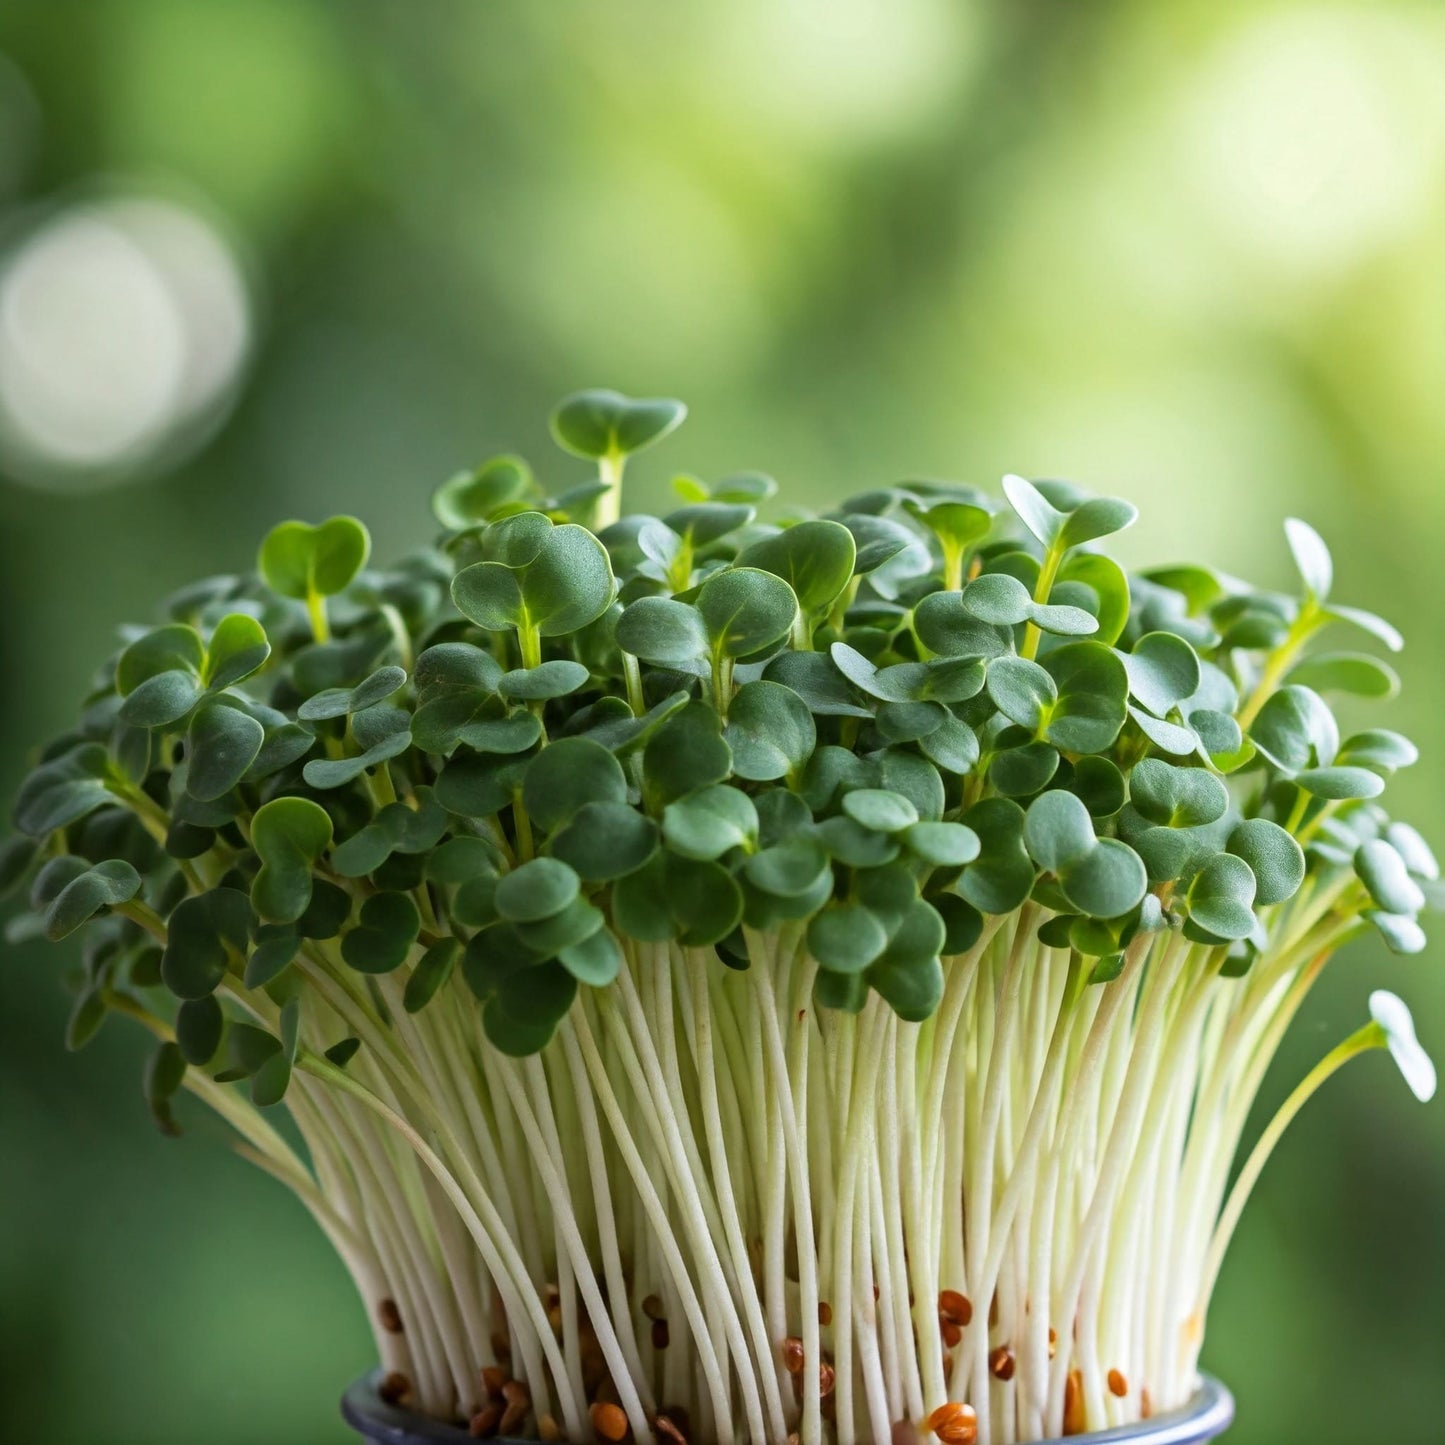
[651,1319,670,1351]
[818,1301,833,1327]
[377,1298,404,1334]
[1140,1389,1153,1420]
[469,1404,503,1439]
[539,1415,562,1442]
[482,1366,508,1399]
[937,1290,972,1327]
[491,1331,512,1364]
[941,1321,961,1349]
[890,1420,916,1445]
[591,1403,628,1443]
[499,1383,531,1437]
[781,1336,805,1375]
[1063,1369,1085,1435]
[641,1294,664,1321]
[988,1345,1016,1382]
[818,1361,836,1398]
[654,1413,687,1445]
[1048,1327,1058,1359]
[379,1372,411,1405]
[988,1291,999,1328]
[1108,1369,1127,1399]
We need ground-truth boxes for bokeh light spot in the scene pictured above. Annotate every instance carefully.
[0,191,252,491]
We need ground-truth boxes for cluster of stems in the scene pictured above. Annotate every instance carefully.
[121,861,1360,1443]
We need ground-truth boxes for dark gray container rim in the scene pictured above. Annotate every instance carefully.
[342,1370,1233,1445]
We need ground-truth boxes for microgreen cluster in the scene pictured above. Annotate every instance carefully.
[4,389,1437,1445]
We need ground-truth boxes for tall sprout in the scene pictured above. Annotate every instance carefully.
[4,390,1437,1444]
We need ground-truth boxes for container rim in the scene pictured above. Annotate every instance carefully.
[342,1371,1234,1445]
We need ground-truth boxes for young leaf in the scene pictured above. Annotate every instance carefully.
[186,701,265,802]
[250,797,334,924]
[1227,819,1305,906]
[1368,990,1437,1102]
[663,786,758,861]
[1124,632,1201,718]
[615,597,709,665]
[551,389,686,460]
[259,517,371,599]
[494,857,581,924]
[1001,474,1061,548]
[1284,517,1332,602]
[1187,854,1258,940]
[696,568,799,659]
[522,737,627,833]
[341,892,422,974]
[205,614,271,690]
[162,888,253,999]
[736,520,857,616]
[43,860,142,941]
[808,903,889,974]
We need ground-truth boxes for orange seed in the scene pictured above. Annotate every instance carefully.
[590,1401,628,1442]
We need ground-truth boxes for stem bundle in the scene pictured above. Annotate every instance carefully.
[183,882,1353,1443]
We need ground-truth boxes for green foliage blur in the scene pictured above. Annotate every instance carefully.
[0,2,1441,1441]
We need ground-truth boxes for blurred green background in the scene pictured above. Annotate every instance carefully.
[0,1,1441,1441]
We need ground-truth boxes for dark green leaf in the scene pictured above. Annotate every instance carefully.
[494,857,581,923]
[162,888,253,999]
[186,700,265,802]
[250,797,333,923]
[341,892,421,974]
[43,860,141,941]
[736,520,857,615]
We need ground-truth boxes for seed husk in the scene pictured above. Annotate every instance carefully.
[481,1366,508,1398]
[654,1413,687,1445]
[377,1297,404,1334]
[818,1301,833,1327]
[651,1318,670,1351]
[1108,1369,1127,1399]
[937,1290,972,1326]
[781,1336,805,1374]
[379,1372,411,1405]
[497,1377,531,1434]
[989,1345,1016,1381]
[469,1404,503,1439]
